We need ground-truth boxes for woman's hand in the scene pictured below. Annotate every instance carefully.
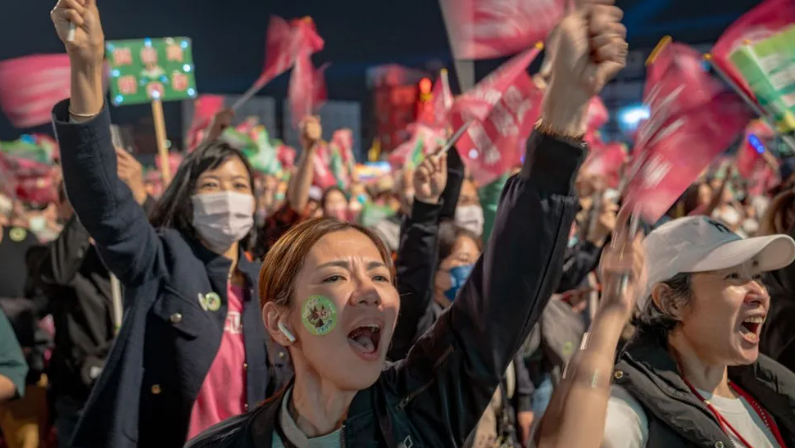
[598,210,646,317]
[542,0,627,136]
[299,116,322,150]
[51,0,104,67]
[205,109,235,143]
[413,153,447,205]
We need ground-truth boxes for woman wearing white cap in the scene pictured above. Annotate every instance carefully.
[535,215,795,448]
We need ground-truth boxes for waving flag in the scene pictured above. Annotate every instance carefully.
[712,0,794,132]
[261,16,324,86]
[186,94,225,151]
[623,39,752,223]
[0,54,71,128]
[450,46,543,185]
[289,53,328,128]
[440,0,564,60]
[582,142,628,188]
[387,124,446,171]
[418,70,455,130]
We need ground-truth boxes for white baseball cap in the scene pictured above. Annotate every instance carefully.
[640,216,795,309]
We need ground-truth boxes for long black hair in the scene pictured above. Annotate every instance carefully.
[149,140,258,245]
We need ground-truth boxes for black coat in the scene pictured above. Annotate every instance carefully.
[53,100,292,448]
[614,330,795,448]
[185,131,585,448]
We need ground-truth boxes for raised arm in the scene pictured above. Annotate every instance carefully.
[51,0,165,286]
[389,153,448,361]
[287,117,322,214]
[394,2,627,444]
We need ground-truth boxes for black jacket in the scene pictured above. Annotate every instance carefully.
[35,215,115,401]
[185,131,585,448]
[556,239,602,293]
[53,100,292,448]
[613,330,795,448]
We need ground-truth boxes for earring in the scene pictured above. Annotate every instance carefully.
[278,321,296,343]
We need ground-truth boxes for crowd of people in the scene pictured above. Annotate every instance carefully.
[0,0,793,447]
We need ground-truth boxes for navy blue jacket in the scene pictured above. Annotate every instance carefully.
[53,100,291,448]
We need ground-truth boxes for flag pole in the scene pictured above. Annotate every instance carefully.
[150,97,172,184]
[232,76,267,111]
[704,53,794,152]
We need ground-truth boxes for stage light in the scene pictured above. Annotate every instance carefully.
[619,105,650,127]
[419,78,432,95]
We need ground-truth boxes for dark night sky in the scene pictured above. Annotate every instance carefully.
[0,0,763,141]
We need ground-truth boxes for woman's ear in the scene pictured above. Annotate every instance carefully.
[263,302,296,346]
[651,283,685,320]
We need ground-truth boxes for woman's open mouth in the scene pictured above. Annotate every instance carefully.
[347,324,382,361]
[739,315,765,343]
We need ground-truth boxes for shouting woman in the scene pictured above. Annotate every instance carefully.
[185,2,628,447]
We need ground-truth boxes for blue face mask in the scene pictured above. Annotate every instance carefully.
[444,264,475,302]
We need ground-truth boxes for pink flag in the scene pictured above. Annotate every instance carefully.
[289,53,327,128]
[586,96,609,133]
[332,129,355,164]
[277,143,296,169]
[260,16,324,87]
[624,93,751,223]
[0,54,71,128]
[582,142,628,188]
[711,0,794,101]
[311,142,338,189]
[186,94,225,151]
[450,47,543,185]
[440,0,565,60]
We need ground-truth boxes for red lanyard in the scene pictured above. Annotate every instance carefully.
[682,378,787,448]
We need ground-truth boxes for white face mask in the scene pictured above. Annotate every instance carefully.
[455,204,484,237]
[191,191,254,253]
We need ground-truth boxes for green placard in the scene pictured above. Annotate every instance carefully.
[106,37,197,106]
[729,26,795,133]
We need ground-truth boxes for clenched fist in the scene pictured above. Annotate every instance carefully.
[542,0,627,136]
[51,0,105,66]
[299,116,322,150]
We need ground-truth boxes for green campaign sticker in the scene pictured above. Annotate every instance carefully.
[301,295,337,336]
[562,341,574,357]
[8,227,26,242]
[203,292,221,312]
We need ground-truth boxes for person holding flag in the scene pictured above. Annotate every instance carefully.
[186,0,628,446]
[49,1,292,446]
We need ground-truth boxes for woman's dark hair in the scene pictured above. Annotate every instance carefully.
[149,140,258,245]
[437,220,483,265]
[632,272,693,342]
[320,186,346,210]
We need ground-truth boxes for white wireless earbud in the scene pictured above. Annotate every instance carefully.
[278,321,296,343]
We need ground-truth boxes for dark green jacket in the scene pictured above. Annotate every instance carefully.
[614,330,795,448]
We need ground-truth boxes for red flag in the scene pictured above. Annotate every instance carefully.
[277,143,296,169]
[311,142,338,189]
[711,0,794,101]
[260,16,324,87]
[450,47,543,185]
[332,129,355,164]
[0,54,71,128]
[582,142,628,188]
[186,94,225,151]
[586,96,609,133]
[624,93,751,223]
[633,42,724,158]
[440,0,565,60]
[289,53,327,128]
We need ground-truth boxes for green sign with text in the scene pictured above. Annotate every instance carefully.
[106,37,197,106]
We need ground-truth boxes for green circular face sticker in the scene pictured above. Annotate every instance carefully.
[9,227,26,242]
[301,295,337,336]
[204,292,221,312]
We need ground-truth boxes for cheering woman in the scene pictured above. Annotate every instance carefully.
[186,4,627,448]
[50,1,292,446]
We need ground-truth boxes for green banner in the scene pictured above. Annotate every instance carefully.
[729,26,795,133]
[106,37,198,106]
